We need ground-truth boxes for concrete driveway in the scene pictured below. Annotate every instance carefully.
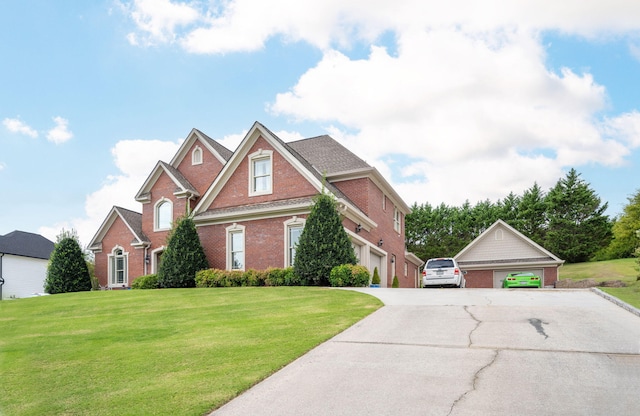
[211,288,640,416]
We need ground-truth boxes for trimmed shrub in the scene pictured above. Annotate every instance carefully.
[329,264,370,287]
[392,275,399,288]
[45,230,92,294]
[196,267,300,287]
[132,274,159,289]
[294,193,357,285]
[158,215,209,288]
[371,267,381,285]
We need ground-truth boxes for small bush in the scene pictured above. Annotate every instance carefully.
[371,267,381,285]
[329,264,370,287]
[132,274,159,289]
[392,275,399,288]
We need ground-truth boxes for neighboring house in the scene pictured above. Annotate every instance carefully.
[0,231,55,299]
[89,122,423,288]
[455,219,564,288]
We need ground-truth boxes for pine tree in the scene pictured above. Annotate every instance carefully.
[544,169,612,263]
[294,193,357,286]
[517,183,547,245]
[157,215,209,288]
[44,229,92,294]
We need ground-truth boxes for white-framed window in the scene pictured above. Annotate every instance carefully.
[226,224,245,270]
[248,149,273,196]
[404,262,408,277]
[192,146,203,165]
[155,198,173,231]
[382,194,386,211]
[393,206,401,233]
[284,217,305,267]
[108,246,128,287]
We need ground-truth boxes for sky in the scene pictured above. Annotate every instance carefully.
[1,0,640,248]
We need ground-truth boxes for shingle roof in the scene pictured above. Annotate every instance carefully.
[288,135,371,175]
[194,128,234,161]
[114,206,149,244]
[0,231,55,260]
[159,161,199,195]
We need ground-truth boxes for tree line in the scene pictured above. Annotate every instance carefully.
[406,168,640,264]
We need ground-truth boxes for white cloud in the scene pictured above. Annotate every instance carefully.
[121,0,640,54]
[0,162,5,171]
[46,116,73,144]
[270,27,640,207]
[3,117,38,138]
[115,0,640,209]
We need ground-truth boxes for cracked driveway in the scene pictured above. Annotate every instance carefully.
[211,289,640,416]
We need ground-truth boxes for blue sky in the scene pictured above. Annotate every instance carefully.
[1,0,640,247]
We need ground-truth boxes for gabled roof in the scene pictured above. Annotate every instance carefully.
[88,206,149,251]
[455,219,564,268]
[192,122,377,229]
[135,161,200,202]
[0,231,54,260]
[170,128,233,167]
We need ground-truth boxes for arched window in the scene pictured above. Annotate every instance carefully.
[109,247,128,287]
[192,146,203,165]
[155,198,172,231]
[284,217,305,267]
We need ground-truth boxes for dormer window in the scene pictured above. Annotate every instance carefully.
[155,198,173,231]
[192,146,203,165]
[249,149,273,196]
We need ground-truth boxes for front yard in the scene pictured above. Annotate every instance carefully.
[0,287,382,415]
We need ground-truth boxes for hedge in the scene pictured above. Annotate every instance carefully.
[195,267,301,288]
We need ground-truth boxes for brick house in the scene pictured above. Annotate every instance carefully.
[89,122,423,288]
[455,219,564,288]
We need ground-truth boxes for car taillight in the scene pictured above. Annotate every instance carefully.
[454,268,460,276]
[422,270,426,277]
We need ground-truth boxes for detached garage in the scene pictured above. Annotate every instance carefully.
[455,220,564,288]
[0,231,54,299]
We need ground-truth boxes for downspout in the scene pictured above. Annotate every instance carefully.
[0,252,4,300]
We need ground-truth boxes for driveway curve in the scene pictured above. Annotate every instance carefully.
[211,288,640,416]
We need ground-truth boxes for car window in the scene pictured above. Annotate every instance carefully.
[426,259,454,269]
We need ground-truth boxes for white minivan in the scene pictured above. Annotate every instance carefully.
[422,258,466,288]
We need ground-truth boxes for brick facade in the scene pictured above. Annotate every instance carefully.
[90,123,423,288]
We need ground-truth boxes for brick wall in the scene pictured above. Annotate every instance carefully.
[175,141,225,197]
[212,136,318,209]
[94,215,145,288]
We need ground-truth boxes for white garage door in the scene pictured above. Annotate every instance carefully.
[493,269,543,288]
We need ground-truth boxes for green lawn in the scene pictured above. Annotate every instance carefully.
[561,258,640,309]
[0,287,382,416]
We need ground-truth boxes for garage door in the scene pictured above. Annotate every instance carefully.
[493,269,543,288]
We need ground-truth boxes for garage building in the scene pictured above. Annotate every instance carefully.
[455,219,564,288]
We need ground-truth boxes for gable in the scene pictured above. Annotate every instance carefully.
[207,135,318,210]
[455,220,563,267]
[88,207,148,252]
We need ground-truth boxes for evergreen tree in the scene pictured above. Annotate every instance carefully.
[603,189,640,259]
[543,169,612,263]
[45,229,92,294]
[517,183,547,245]
[294,193,357,286]
[157,215,209,288]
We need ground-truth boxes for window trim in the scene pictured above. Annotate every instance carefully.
[284,217,305,267]
[154,198,173,231]
[192,146,203,165]
[393,206,401,233]
[226,223,246,271]
[108,246,128,288]
[248,149,273,197]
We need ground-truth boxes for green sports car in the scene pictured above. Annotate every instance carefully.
[502,272,542,288]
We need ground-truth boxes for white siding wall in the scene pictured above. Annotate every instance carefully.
[458,225,541,262]
[1,254,48,299]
